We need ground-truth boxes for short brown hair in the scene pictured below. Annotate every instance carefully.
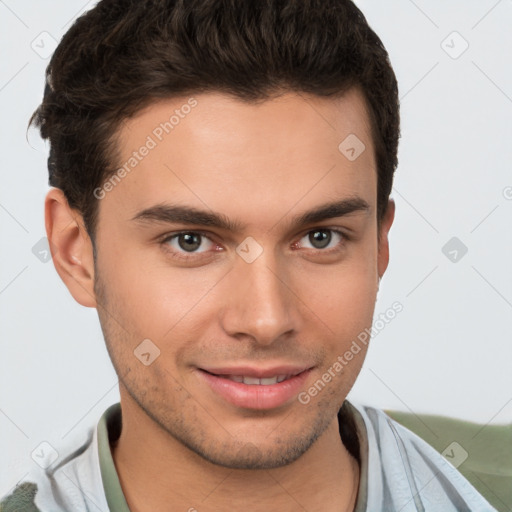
[30,0,400,242]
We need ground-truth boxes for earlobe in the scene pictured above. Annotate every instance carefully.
[44,188,97,308]
[377,198,395,280]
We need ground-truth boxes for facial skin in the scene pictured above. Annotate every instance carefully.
[45,87,395,512]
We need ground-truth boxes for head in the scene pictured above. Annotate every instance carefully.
[36,0,399,469]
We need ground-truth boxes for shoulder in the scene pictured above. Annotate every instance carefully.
[0,471,64,512]
[0,482,41,512]
[347,402,498,512]
[1,426,104,512]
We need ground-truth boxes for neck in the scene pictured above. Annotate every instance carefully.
[111,392,360,512]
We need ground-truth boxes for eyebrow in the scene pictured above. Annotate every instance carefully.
[131,196,371,232]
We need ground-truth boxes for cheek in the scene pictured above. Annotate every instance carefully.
[294,253,378,337]
[98,244,225,340]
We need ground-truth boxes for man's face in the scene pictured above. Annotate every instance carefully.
[92,87,393,469]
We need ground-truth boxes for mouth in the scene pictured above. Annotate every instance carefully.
[196,366,313,410]
[202,370,304,385]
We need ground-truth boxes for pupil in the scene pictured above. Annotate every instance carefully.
[309,230,331,249]
[179,233,201,252]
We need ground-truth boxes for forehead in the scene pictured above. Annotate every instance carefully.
[115,87,374,161]
[101,87,376,228]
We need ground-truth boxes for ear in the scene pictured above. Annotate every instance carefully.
[44,188,97,308]
[377,198,395,280]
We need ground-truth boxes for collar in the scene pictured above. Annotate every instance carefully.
[96,401,368,511]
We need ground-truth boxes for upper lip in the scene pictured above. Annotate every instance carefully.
[199,365,313,378]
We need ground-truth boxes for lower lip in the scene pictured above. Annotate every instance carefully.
[197,369,311,410]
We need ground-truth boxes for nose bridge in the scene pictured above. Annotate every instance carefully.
[222,246,297,344]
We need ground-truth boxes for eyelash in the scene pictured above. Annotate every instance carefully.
[159,228,350,261]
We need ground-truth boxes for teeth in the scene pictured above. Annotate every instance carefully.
[243,376,261,385]
[224,375,291,385]
[260,376,278,385]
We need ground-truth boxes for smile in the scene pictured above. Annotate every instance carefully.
[197,367,313,409]
[215,374,295,385]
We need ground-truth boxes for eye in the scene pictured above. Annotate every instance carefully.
[162,231,217,254]
[159,228,348,262]
[297,229,346,251]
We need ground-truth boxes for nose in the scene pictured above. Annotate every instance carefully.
[219,250,300,346]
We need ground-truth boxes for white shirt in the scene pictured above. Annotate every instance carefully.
[0,401,497,511]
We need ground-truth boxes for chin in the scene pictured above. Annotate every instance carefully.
[179,421,328,470]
